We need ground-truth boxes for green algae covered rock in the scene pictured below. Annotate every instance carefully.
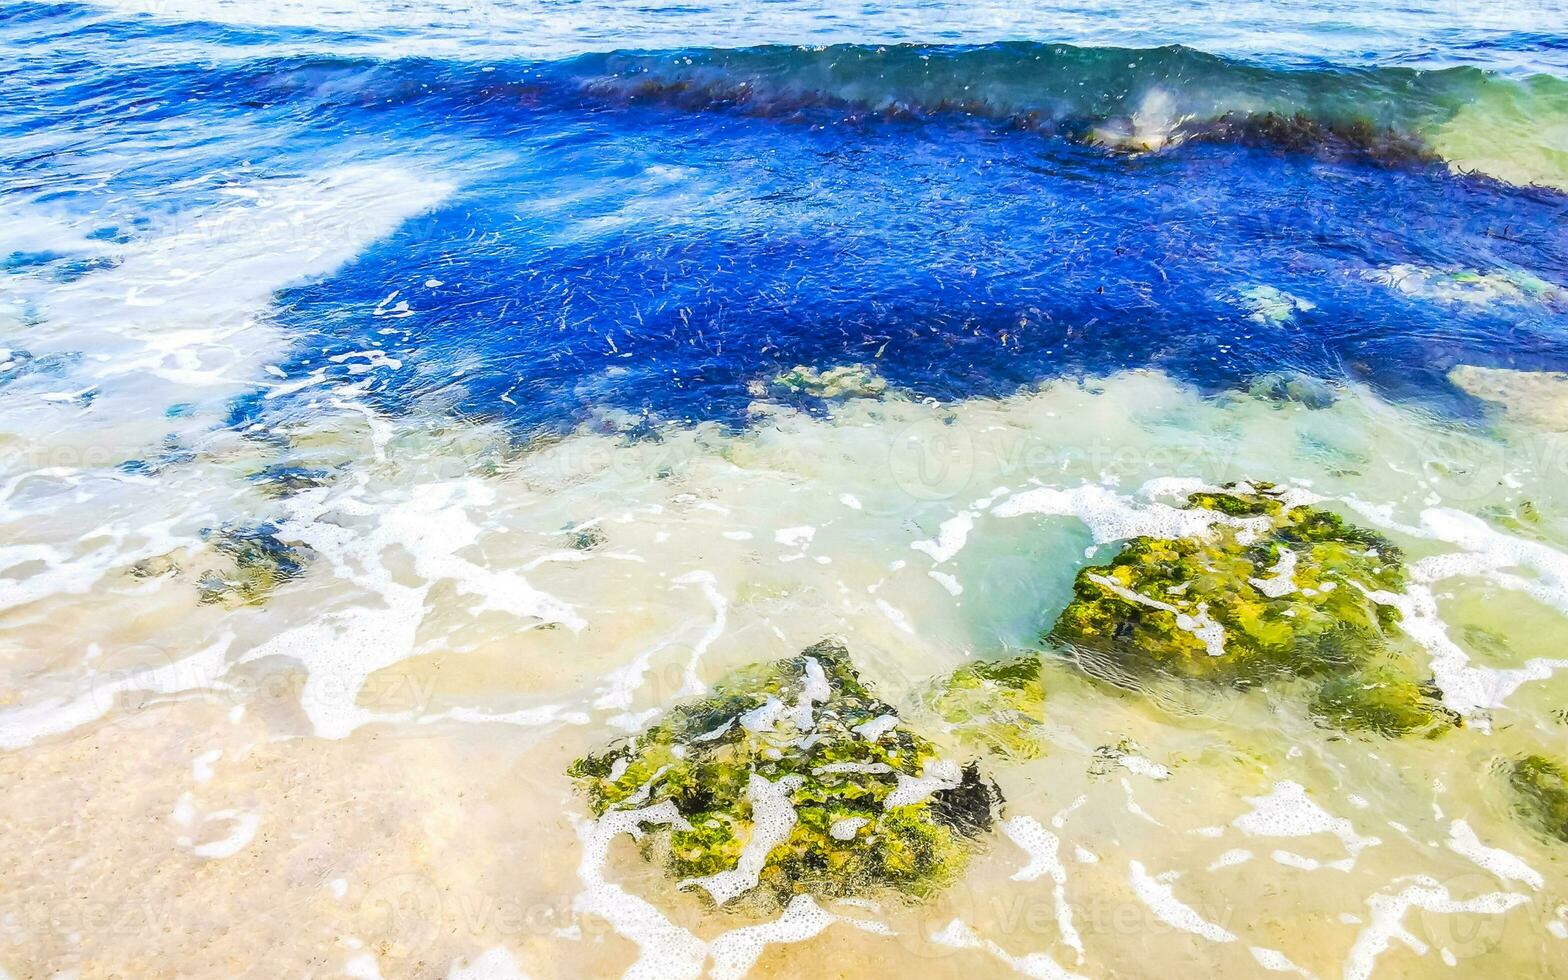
[919,655,1049,760]
[1048,483,1455,737]
[1507,754,1568,843]
[568,640,1001,907]
[1050,483,1406,684]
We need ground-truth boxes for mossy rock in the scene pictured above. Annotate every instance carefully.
[568,640,1001,907]
[197,523,312,606]
[1507,754,1568,843]
[920,655,1048,760]
[1048,483,1454,737]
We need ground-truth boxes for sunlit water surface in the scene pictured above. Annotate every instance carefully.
[3,0,1568,977]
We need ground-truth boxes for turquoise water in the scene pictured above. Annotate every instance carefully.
[3,1,1568,978]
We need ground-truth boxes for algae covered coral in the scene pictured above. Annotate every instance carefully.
[568,640,1001,907]
[1048,482,1454,736]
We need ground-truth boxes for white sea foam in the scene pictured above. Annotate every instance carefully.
[189,810,260,859]
[1249,548,1299,598]
[576,803,888,980]
[1343,877,1529,980]
[1208,849,1253,870]
[1344,501,1568,717]
[1249,945,1315,977]
[707,896,892,980]
[929,919,1085,980]
[573,803,707,980]
[850,712,897,742]
[682,773,804,905]
[1128,861,1236,944]
[1446,819,1543,890]
[912,511,975,563]
[192,749,222,783]
[0,633,234,749]
[672,570,728,696]
[1231,781,1380,871]
[239,479,582,738]
[46,165,450,397]
[993,482,1270,544]
[884,759,962,809]
[1004,816,1084,961]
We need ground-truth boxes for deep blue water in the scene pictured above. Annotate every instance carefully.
[4,1,1568,439]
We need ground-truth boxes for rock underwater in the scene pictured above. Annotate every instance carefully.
[1507,754,1568,844]
[918,655,1050,761]
[768,363,888,400]
[568,640,1003,908]
[196,523,313,606]
[1047,482,1458,738]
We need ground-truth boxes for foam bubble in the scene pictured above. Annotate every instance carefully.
[1129,861,1236,944]
[1343,878,1529,980]
[1231,782,1380,871]
[1446,819,1543,890]
[1003,816,1083,961]
[681,773,804,906]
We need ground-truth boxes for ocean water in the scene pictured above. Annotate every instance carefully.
[3,0,1568,977]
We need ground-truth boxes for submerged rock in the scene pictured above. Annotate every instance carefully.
[562,523,607,551]
[770,364,888,400]
[1507,755,1568,843]
[919,655,1049,760]
[1309,667,1458,738]
[568,640,1001,907]
[247,464,333,498]
[1486,499,1542,533]
[117,435,197,477]
[197,523,312,606]
[1235,285,1315,326]
[1370,264,1566,309]
[1246,371,1339,410]
[1047,483,1455,737]
[1449,364,1568,431]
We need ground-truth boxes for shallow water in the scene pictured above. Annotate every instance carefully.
[4,1,1568,978]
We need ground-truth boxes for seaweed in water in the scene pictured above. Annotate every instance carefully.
[568,639,1001,907]
[1310,667,1460,738]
